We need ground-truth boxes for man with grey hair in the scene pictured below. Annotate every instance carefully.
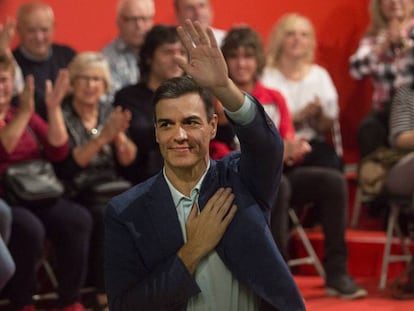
[174,0,226,46]
[13,1,76,120]
[102,0,155,102]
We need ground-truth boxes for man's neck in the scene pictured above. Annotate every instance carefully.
[19,46,51,62]
[164,162,209,197]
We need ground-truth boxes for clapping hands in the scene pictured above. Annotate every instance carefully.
[100,106,132,144]
[45,69,70,110]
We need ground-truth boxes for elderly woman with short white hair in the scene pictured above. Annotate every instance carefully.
[55,51,137,311]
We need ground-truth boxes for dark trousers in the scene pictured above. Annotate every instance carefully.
[271,167,348,280]
[358,110,390,158]
[84,203,106,293]
[5,198,92,309]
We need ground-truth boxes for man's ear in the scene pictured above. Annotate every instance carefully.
[210,114,218,139]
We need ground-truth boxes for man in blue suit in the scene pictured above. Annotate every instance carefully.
[104,20,306,311]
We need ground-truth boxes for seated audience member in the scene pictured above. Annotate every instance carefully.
[13,1,76,120]
[0,199,14,291]
[54,52,136,311]
[101,0,155,103]
[104,20,306,311]
[221,25,367,299]
[384,82,414,300]
[174,0,226,46]
[0,54,91,311]
[113,25,186,184]
[261,13,342,171]
[349,0,414,157]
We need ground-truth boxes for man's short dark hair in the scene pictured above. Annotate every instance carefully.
[139,24,181,84]
[221,26,266,76]
[153,76,214,120]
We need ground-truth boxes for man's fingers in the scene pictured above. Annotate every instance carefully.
[220,204,237,228]
[184,19,201,46]
[215,192,235,218]
[194,21,211,46]
[177,25,193,52]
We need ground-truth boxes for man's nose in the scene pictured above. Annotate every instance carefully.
[175,126,188,140]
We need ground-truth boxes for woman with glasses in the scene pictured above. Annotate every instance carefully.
[55,52,136,311]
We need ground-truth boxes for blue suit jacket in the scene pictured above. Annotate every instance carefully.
[104,99,306,311]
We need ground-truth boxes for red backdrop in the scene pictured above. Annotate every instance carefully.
[0,0,373,164]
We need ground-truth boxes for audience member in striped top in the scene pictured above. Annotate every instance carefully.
[385,82,414,300]
[349,0,414,157]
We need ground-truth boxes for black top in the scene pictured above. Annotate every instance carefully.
[13,44,76,120]
[114,82,163,184]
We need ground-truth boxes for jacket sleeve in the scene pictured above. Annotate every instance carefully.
[104,203,200,311]
[228,95,284,212]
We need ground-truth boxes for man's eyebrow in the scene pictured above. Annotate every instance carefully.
[156,118,173,124]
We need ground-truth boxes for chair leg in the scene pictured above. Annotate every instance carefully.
[287,208,326,280]
[379,204,398,289]
[378,203,412,290]
[350,187,363,228]
[40,258,58,289]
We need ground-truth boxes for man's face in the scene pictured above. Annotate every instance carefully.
[149,42,186,85]
[226,46,257,87]
[155,93,217,175]
[175,0,212,30]
[117,0,155,49]
[17,8,54,59]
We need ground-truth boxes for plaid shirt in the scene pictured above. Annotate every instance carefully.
[349,20,414,112]
[101,38,140,104]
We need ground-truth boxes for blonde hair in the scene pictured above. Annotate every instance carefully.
[266,13,316,67]
[367,0,414,35]
[68,52,111,92]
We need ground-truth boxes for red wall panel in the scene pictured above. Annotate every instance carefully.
[0,0,373,163]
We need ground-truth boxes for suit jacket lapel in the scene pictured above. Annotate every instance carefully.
[198,161,221,210]
[146,174,184,255]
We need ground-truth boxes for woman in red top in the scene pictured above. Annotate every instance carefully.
[221,26,367,300]
[0,53,92,311]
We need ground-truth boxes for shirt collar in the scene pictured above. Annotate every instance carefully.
[114,37,135,53]
[163,161,211,207]
[19,46,52,62]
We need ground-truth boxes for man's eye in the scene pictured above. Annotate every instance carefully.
[186,120,199,126]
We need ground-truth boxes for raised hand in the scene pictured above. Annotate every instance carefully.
[45,69,70,109]
[175,20,229,89]
[0,18,15,55]
[175,19,244,112]
[178,187,237,273]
